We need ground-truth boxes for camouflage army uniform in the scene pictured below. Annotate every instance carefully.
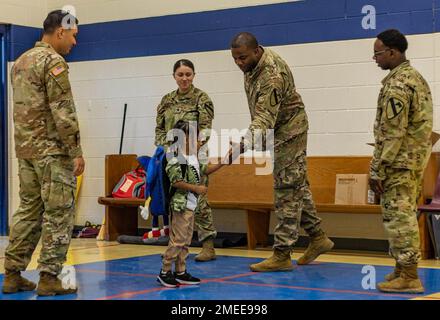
[4,41,82,276]
[243,47,323,251]
[155,85,216,242]
[370,60,433,267]
[162,156,207,272]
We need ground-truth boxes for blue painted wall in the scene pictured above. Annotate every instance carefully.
[0,25,9,235]
[6,0,440,62]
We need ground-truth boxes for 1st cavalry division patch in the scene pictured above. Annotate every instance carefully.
[386,97,405,120]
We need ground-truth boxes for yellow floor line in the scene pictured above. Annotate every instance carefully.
[412,292,440,300]
[1,239,440,274]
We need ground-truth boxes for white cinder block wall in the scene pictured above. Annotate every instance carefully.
[46,0,298,24]
[4,0,440,240]
[0,0,47,27]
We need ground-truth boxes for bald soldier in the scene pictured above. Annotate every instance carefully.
[229,32,334,272]
[370,29,433,293]
[2,10,83,296]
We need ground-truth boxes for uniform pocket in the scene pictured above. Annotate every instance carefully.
[53,73,71,93]
[48,163,76,211]
[274,155,307,189]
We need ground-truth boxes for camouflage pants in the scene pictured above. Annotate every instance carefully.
[195,190,217,242]
[273,132,322,251]
[381,168,423,266]
[162,209,194,273]
[4,156,76,276]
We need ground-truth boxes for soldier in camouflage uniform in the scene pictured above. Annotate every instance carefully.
[2,10,83,296]
[370,29,433,293]
[155,59,217,262]
[229,32,334,272]
[157,121,225,288]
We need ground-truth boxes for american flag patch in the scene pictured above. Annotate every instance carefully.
[51,65,65,77]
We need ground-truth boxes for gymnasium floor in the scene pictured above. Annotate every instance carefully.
[0,238,440,300]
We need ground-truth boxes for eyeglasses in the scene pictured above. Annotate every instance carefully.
[373,48,391,58]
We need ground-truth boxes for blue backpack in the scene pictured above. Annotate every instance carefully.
[139,146,187,218]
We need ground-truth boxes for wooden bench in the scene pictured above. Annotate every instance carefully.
[97,153,439,259]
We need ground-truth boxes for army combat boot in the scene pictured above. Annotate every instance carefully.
[195,238,216,262]
[384,262,402,282]
[2,271,37,294]
[377,264,424,294]
[250,249,294,272]
[297,230,334,265]
[37,272,78,296]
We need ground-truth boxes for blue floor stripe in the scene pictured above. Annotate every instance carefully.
[0,255,439,300]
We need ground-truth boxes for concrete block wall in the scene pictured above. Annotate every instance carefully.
[3,0,440,239]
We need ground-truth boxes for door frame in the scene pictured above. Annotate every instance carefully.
[0,24,9,236]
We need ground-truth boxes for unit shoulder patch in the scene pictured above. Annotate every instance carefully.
[386,97,405,120]
[270,88,280,107]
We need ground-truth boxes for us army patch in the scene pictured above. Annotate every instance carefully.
[270,88,280,107]
[386,97,405,120]
[51,64,66,77]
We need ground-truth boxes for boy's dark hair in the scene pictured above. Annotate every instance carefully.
[173,120,190,136]
[377,29,408,53]
[43,10,79,34]
[172,120,200,145]
[173,59,195,74]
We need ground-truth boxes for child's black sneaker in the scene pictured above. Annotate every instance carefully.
[157,271,180,288]
[174,272,201,285]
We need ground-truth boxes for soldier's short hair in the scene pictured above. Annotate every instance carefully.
[231,32,259,49]
[43,10,79,34]
[173,59,195,74]
[377,29,408,53]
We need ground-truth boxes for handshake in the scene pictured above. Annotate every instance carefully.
[204,141,247,177]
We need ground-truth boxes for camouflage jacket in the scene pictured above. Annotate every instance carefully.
[155,85,214,147]
[243,47,309,151]
[370,61,433,180]
[166,155,208,213]
[12,41,82,159]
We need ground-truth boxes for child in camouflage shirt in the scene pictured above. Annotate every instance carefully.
[157,120,227,288]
